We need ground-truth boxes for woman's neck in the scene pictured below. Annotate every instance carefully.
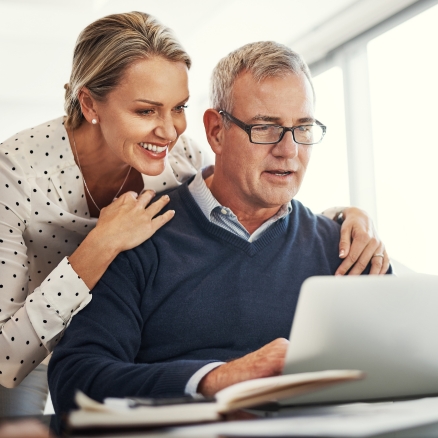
[67,122,143,216]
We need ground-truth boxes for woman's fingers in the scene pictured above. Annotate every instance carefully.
[370,243,385,275]
[96,189,175,253]
[135,189,156,207]
[144,195,171,218]
[380,249,390,275]
[151,209,175,230]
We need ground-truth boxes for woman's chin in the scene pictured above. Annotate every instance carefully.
[137,162,166,177]
[134,144,168,176]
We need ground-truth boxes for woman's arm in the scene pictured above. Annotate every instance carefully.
[0,155,173,388]
[321,207,389,275]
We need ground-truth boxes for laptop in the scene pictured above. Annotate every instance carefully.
[282,274,438,405]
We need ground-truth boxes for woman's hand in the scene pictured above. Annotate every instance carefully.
[68,190,174,289]
[95,190,174,253]
[335,207,390,276]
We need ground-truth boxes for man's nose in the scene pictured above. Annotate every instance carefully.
[272,129,299,158]
[155,114,177,142]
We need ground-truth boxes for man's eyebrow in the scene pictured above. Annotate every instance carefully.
[296,117,316,124]
[250,114,281,123]
[134,96,190,106]
[250,115,316,124]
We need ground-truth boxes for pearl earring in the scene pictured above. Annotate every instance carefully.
[91,119,97,125]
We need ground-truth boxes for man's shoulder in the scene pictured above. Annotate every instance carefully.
[290,199,340,234]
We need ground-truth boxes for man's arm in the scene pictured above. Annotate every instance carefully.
[48,251,218,418]
[198,338,289,397]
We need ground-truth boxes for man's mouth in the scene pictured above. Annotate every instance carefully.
[139,142,167,153]
[266,170,293,176]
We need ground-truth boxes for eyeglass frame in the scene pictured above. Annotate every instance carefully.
[218,110,327,145]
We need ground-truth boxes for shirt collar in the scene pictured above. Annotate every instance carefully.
[188,169,292,222]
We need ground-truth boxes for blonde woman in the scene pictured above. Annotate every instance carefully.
[0,11,387,416]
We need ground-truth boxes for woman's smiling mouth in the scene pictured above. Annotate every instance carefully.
[139,142,168,153]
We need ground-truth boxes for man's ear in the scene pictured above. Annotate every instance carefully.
[203,109,225,155]
[78,88,99,124]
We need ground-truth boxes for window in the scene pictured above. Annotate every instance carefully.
[368,4,438,274]
[296,67,350,214]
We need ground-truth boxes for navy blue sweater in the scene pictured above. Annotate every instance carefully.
[49,182,344,419]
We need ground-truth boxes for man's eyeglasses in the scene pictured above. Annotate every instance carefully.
[219,110,326,145]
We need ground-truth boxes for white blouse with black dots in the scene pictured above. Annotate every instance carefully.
[0,116,204,388]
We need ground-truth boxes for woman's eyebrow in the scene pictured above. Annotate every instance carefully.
[176,96,190,105]
[135,99,163,106]
[134,96,189,106]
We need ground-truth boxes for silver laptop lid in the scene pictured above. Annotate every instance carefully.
[283,274,438,405]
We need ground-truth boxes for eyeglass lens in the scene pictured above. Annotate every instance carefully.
[251,125,324,144]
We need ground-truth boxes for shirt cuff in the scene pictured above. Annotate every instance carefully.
[26,256,91,351]
[184,362,224,396]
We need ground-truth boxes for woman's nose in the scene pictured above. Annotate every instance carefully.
[155,114,177,142]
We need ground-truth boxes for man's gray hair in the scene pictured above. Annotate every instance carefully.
[210,41,314,114]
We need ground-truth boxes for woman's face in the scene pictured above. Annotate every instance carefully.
[94,56,189,176]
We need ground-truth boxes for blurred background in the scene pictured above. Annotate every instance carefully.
[0,0,437,274]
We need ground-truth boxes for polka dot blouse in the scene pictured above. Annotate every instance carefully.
[0,116,204,388]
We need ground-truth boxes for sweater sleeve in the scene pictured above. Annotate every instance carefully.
[0,150,90,388]
[48,250,215,418]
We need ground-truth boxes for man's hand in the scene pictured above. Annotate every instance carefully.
[335,207,390,276]
[198,338,289,397]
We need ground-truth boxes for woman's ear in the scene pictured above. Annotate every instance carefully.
[203,109,225,155]
[78,88,99,124]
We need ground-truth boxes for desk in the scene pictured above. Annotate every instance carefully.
[67,397,438,438]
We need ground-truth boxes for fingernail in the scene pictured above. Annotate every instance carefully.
[339,250,345,258]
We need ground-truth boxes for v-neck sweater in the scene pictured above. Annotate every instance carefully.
[49,181,343,416]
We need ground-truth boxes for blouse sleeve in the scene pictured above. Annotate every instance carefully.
[0,151,90,388]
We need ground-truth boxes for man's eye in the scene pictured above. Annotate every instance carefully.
[252,125,271,132]
[297,125,311,132]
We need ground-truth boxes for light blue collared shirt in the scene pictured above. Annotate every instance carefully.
[188,169,292,242]
[184,169,293,396]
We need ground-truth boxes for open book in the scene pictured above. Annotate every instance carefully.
[68,370,363,430]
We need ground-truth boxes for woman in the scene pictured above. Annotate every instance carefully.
[0,12,387,416]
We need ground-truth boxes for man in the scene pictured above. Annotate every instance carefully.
[49,41,391,419]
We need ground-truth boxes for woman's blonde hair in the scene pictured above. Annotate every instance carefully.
[64,11,191,130]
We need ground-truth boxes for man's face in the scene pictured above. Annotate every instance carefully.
[218,71,315,212]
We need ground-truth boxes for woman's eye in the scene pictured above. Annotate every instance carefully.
[174,105,188,113]
[138,109,154,115]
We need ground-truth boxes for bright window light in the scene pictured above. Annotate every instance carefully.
[368,5,438,274]
[296,66,350,214]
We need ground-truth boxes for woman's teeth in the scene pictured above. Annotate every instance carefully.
[139,143,167,153]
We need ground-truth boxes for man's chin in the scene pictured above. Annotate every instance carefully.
[257,192,297,209]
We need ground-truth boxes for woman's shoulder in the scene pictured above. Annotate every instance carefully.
[0,116,74,176]
[168,134,206,171]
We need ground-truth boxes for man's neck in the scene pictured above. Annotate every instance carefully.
[206,174,283,235]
